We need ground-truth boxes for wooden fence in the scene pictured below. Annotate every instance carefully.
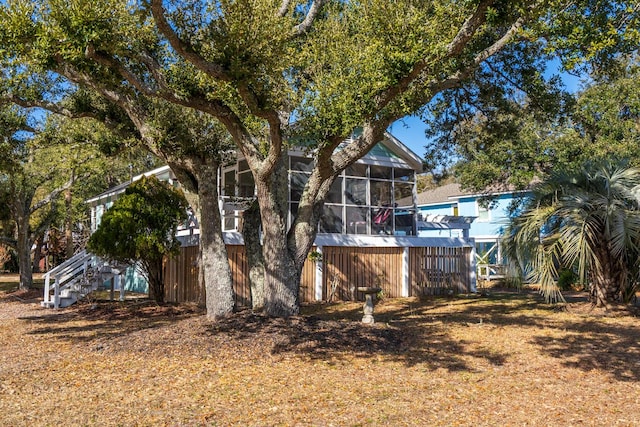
[164,245,316,306]
[322,246,404,301]
[408,246,472,296]
[164,244,472,306]
[164,245,203,304]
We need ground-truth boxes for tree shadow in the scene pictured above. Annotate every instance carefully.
[16,290,640,382]
[202,301,511,372]
[530,318,640,382]
[20,300,203,345]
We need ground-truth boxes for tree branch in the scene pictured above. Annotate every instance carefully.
[427,15,527,95]
[0,236,17,250]
[149,0,230,82]
[329,122,386,174]
[446,0,495,57]
[29,177,74,214]
[31,207,57,240]
[1,94,92,119]
[83,46,159,97]
[147,0,288,175]
[277,0,291,17]
[293,0,327,36]
[371,0,495,115]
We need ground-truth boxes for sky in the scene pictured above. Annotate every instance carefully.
[387,60,585,161]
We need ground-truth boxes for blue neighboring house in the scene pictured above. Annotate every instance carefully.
[415,182,528,277]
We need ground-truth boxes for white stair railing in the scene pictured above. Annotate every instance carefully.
[42,251,126,309]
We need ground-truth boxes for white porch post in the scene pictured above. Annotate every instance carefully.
[116,274,125,301]
[43,272,51,305]
[53,277,60,309]
[469,238,477,293]
[402,247,410,297]
[315,246,323,301]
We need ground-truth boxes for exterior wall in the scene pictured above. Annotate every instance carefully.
[455,193,513,238]
[419,202,455,217]
[417,191,525,268]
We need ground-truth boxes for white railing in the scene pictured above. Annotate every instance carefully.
[42,251,125,309]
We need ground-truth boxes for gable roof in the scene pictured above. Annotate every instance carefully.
[415,182,530,207]
[415,183,465,206]
[86,132,424,207]
[85,166,174,207]
[289,131,424,172]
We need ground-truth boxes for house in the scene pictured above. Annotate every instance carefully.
[43,133,479,308]
[414,182,528,279]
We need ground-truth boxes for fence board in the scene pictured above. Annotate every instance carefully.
[300,247,317,303]
[164,245,202,304]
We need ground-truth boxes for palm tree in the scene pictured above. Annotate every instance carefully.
[503,160,640,307]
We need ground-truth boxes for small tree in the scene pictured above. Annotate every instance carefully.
[88,176,188,303]
[504,159,640,307]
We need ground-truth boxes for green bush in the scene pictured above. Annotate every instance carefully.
[557,269,576,291]
[88,176,188,303]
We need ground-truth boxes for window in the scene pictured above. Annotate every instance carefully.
[346,163,367,177]
[477,202,490,222]
[345,178,367,205]
[394,168,414,181]
[326,178,343,204]
[371,206,393,235]
[223,211,235,231]
[283,155,418,236]
[290,156,314,172]
[223,170,236,196]
[238,172,254,197]
[346,206,368,234]
[290,172,308,202]
[370,180,391,206]
[393,182,413,207]
[394,210,413,236]
[319,205,343,233]
[370,165,392,179]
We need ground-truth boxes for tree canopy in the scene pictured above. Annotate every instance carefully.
[0,87,159,285]
[426,56,640,193]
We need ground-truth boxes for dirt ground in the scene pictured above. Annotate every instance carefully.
[1,284,639,426]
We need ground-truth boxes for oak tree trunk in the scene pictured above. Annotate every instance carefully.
[197,164,235,320]
[169,161,235,320]
[242,200,265,311]
[256,159,302,317]
[253,152,341,317]
[16,213,33,290]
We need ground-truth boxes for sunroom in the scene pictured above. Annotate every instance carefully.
[220,132,423,236]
